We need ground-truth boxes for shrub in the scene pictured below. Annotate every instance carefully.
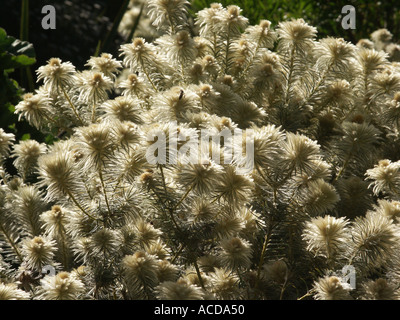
[1,1,400,300]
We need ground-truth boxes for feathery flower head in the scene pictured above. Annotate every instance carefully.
[281,132,321,174]
[324,79,353,106]
[313,276,352,300]
[147,0,189,30]
[277,18,317,52]
[356,39,374,49]
[112,121,141,150]
[196,3,225,37]
[21,236,56,271]
[120,38,157,72]
[190,198,217,222]
[12,139,47,178]
[155,86,200,121]
[101,96,143,123]
[356,48,388,75]
[15,92,53,129]
[244,19,276,49]
[366,159,400,196]
[37,146,79,201]
[85,53,122,79]
[375,199,400,221]
[214,166,254,205]
[39,271,84,300]
[351,211,400,268]
[221,5,248,36]
[303,215,349,260]
[209,267,240,299]
[156,260,179,282]
[89,229,119,259]
[176,159,223,195]
[0,128,15,161]
[133,219,162,248]
[361,278,400,300]
[118,73,149,98]
[122,251,159,295]
[156,278,204,300]
[75,122,116,170]
[316,37,355,70]
[299,179,340,216]
[40,205,69,238]
[76,71,113,104]
[36,58,76,91]
[218,237,252,270]
[0,283,30,300]
[371,28,392,45]
[156,31,197,65]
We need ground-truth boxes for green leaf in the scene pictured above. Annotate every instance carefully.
[0,27,36,70]
[21,133,31,141]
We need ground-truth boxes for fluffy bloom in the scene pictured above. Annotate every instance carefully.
[281,132,321,174]
[176,159,223,195]
[220,5,248,37]
[12,139,47,179]
[315,37,355,71]
[156,31,197,66]
[133,219,162,248]
[101,96,143,123]
[118,73,149,98]
[38,271,84,300]
[37,144,80,200]
[313,276,352,300]
[277,18,317,53]
[214,166,254,205]
[21,236,56,271]
[323,79,353,106]
[85,53,122,79]
[209,267,240,299]
[154,86,200,121]
[218,237,252,270]
[155,278,204,300]
[122,251,160,297]
[40,205,69,238]
[350,212,400,269]
[36,58,76,91]
[88,229,120,260]
[120,38,157,72]
[0,128,15,161]
[302,215,349,260]
[196,3,225,38]
[14,92,53,129]
[244,19,276,49]
[356,48,388,75]
[366,159,400,196]
[75,123,116,171]
[0,283,30,300]
[299,179,340,216]
[147,0,189,30]
[374,199,400,221]
[76,71,113,105]
[361,278,400,300]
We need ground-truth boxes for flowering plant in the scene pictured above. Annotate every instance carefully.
[1,1,400,300]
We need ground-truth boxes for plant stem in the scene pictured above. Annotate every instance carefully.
[66,189,97,221]
[99,168,112,221]
[172,184,193,211]
[0,221,23,262]
[284,46,296,105]
[60,85,84,125]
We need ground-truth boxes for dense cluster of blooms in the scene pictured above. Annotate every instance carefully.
[1,0,400,300]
